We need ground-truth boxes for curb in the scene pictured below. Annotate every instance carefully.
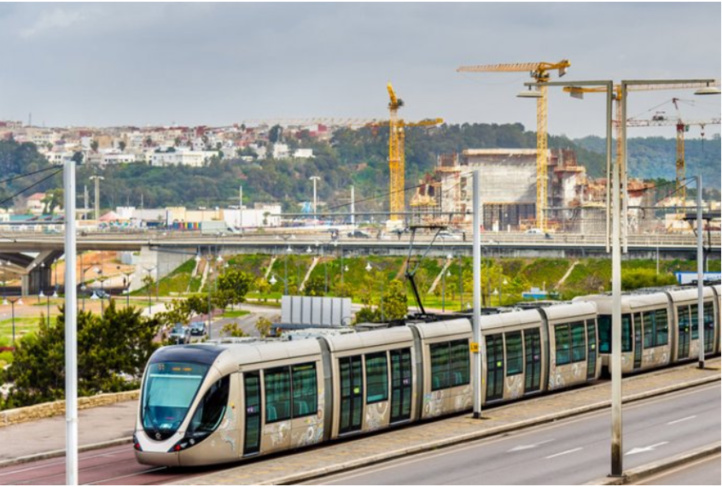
[259,375,720,485]
[586,442,721,485]
[0,437,132,469]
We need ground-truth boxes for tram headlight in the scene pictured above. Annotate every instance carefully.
[133,434,143,452]
[168,431,211,452]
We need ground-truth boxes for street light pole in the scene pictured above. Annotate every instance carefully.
[89,175,104,221]
[696,174,704,369]
[310,176,320,228]
[472,169,482,420]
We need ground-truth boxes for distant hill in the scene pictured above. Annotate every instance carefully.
[573,134,721,188]
[1,124,718,213]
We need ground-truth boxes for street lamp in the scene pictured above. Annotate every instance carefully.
[366,263,384,322]
[7,297,23,347]
[143,265,156,317]
[310,176,320,226]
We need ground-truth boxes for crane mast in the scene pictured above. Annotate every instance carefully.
[457,60,571,231]
[383,83,442,227]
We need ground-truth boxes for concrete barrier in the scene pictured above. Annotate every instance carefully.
[0,390,139,427]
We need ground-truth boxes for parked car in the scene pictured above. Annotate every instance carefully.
[189,321,206,336]
[169,324,191,344]
[347,230,371,239]
[437,230,462,240]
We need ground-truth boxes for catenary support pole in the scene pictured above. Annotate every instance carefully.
[472,170,482,419]
[697,174,704,369]
[611,81,624,478]
[64,160,78,485]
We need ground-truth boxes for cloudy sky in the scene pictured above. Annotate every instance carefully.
[0,2,719,138]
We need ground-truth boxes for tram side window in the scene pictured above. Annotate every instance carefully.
[678,305,690,332]
[571,322,586,362]
[704,302,715,352]
[622,314,632,353]
[366,352,389,403]
[430,343,450,390]
[292,363,317,417]
[643,312,654,349]
[655,309,669,346]
[430,340,469,391]
[555,325,571,365]
[598,315,611,353]
[265,367,291,423]
[449,340,470,386]
[690,306,699,339]
[505,332,522,376]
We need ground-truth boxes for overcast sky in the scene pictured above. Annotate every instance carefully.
[0,2,719,138]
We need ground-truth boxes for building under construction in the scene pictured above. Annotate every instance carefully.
[410,148,655,234]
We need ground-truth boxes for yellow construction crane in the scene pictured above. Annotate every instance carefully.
[384,82,443,224]
[457,60,571,231]
[627,98,720,212]
[564,82,720,220]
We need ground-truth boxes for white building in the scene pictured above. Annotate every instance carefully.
[272,143,289,159]
[293,148,314,159]
[222,203,282,228]
[150,149,220,167]
[101,151,136,165]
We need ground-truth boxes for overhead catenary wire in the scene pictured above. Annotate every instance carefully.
[0,168,63,208]
[0,165,61,185]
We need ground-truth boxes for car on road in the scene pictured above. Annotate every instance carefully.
[347,230,371,239]
[169,324,191,344]
[189,321,206,336]
[437,230,462,240]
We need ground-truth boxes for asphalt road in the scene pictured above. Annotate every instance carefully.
[305,384,721,485]
[638,453,721,485]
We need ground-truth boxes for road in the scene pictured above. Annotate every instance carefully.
[638,453,721,485]
[304,384,721,485]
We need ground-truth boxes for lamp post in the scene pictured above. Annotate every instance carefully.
[1,260,7,302]
[118,266,134,308]
[7,297,23,347]
[95,267,105,314]
[366,262,385,321]
[527,77,614,473]
[143,266,156,317]
[310,176,320,227]
[89,175,104,221]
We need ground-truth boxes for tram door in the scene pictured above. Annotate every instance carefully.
[390,348,412,423]
[243,371,261,456]
[586,320,597,380]
[524,329,541,393]
[633,314,643,370]
[339,356,363,434]
[486,334,504,401]
[677,306,690,359]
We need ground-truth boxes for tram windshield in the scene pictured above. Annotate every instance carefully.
[141,361,209,440]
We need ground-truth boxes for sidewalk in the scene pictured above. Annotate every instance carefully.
[0,359,717,479]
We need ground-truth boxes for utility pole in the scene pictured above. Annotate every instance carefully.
[89,175,104,221]
[83,185,88,220]
[239,185,243,229]
[697,175,704,369]
[310,176,320,227]
[472,170,482,419]
[351,185,355,229]
[64,159,78,485]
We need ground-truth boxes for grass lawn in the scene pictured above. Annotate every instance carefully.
[220,310,251,318]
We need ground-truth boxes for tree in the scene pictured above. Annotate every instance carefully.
[255,316,273,338]
[118,140,127,152]
[269,125,283,144]
[255,277,271,301]
[71,151,84,165]
[156,298,192,329]
[41,188,63,214]
[221,322,247,337]
[90,140,99,152]
[186,294,210,315]
[303,274,325,296]
[2,301,160,409]
[216,269,255,307]
[382,279,408,321]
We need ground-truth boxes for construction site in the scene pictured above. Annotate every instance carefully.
[379,60,720,235]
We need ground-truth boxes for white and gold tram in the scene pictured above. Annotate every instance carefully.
[134,285,721,467]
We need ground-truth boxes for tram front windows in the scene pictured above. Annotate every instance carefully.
[187,376,230,439]
[142,362,209,441]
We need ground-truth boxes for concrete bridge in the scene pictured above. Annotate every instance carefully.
[1,230,718,294]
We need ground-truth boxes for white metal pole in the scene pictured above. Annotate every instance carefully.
[64,160,78,485]
[611,81,623,477]
[351,185,355,229]
[697,174,704,368]
[472,170,482,419]
[239,185,243,229]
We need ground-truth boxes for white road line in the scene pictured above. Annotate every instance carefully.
[667,415,696,425]
[507,439,555,452]
[545,447,583,459]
